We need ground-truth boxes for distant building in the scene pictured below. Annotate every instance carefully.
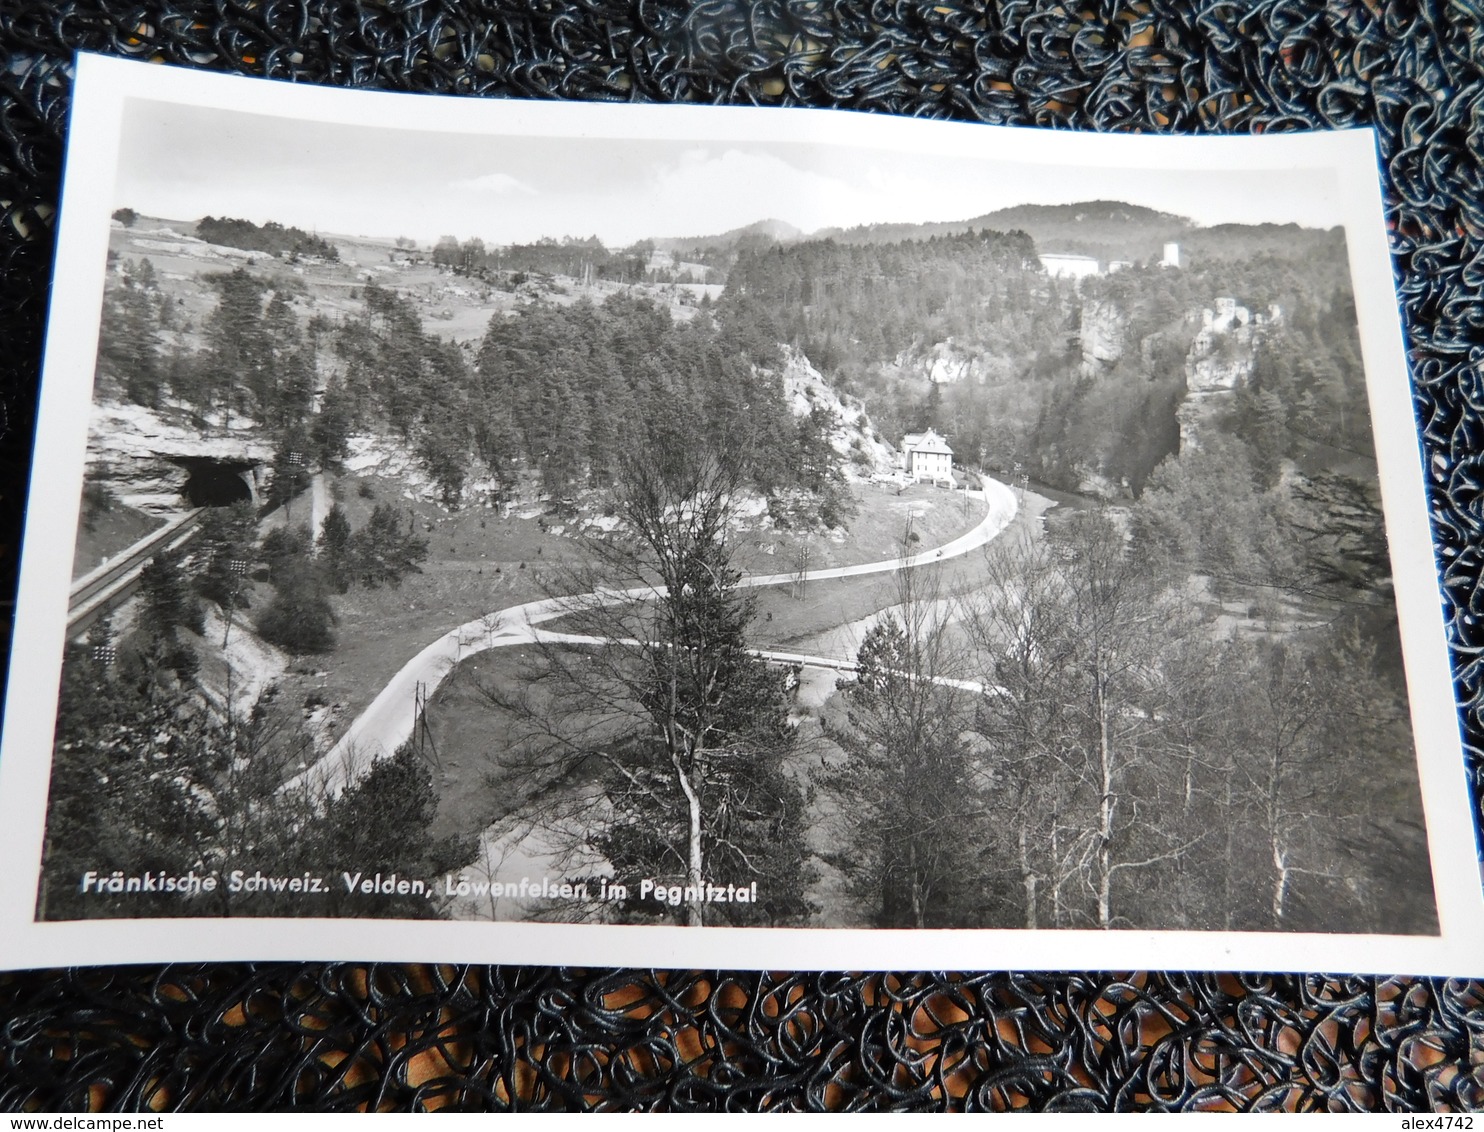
[1197,297,1252,343]
[901,429,954,484]
[1108,260,1132,272]
[1039,253,1101,280]
[1190,296,1282,359]
[1161,242,1181,268]
[1211,296,1249,329]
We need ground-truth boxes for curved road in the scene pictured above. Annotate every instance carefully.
[293,478,1018,795]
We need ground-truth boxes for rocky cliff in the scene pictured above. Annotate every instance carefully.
[1080,298,1127,372]
[85,400,273,514]
[780,347,896,479]
[890,339,1015,386]
[1178,308,1264,450]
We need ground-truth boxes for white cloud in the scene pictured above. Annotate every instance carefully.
[449,172,536,195]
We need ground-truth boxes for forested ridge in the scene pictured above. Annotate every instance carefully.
[820,200,1344,266]
[722,221,1360,498]
[98,257,853,524]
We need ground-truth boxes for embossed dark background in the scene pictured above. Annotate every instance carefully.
[1,0,1482,1111]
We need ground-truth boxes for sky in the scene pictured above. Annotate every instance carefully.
[113,99,1346,247]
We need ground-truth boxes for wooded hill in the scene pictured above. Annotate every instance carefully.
[721,216,1363,499]
[654,218,805,250]
[195,216,341,261]
[821,201,1344,267]
[96,262,857,527]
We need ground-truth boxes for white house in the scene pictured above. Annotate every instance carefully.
[1039,253,1101,280]
[901,429,954,484]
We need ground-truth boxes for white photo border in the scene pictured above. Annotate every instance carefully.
[0,51,1477,975]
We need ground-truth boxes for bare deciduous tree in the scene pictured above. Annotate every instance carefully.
[966,511,1207,930]
[482,447,808,927]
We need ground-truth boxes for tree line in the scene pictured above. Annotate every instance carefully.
[196,215,340,261]
[95,260,853,528]
[820,502,1431,934]
[431,233,653,284]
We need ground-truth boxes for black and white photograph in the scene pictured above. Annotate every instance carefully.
[1,55,1478,973]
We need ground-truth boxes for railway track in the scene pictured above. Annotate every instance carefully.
[67,508,205,637]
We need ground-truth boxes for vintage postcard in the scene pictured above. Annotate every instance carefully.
[0,52,1478,973]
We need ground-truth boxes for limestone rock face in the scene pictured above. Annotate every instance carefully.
[891,339,1011,386]
[1187,330,1257,393]
[1187,352,1252,393]
[86,400,272,514]
[779,346,895,479]
[1080,298,1126,369]
[1177,394,1226,452]
[1179,305,1265,449]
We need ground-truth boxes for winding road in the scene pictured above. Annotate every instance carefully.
[292,478,1019,796]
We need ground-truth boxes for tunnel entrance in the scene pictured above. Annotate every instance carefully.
[171,457,258,507]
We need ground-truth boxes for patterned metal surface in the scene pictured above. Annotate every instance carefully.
[0,0,1482,1111]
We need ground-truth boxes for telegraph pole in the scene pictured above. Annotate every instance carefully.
[793,544,810,600]
[220,558,250,648]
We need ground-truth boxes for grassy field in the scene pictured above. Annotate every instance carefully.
[536,485,1056,659]
[71,497,162,580]
[267,465,594,740]
[418,642,645,848]
[273,473,994,748]
[271,552,566,753]
[730,480,979,576]
[417,644,552,844]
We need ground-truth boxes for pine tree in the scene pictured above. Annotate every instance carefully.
[267,425,313,516]
[138,549,206,639]
[491,449,810,927]
[311,385,353,470]
[255,559,337,653]
[194,501,258,612]
[352,503,428,588]
[315,744,475,916]
[825,577,984,928]
[205,268,269,423]
[100,267,164,407]
[317,503,354,593]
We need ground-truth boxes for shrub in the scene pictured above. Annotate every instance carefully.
[255,562,337,653]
